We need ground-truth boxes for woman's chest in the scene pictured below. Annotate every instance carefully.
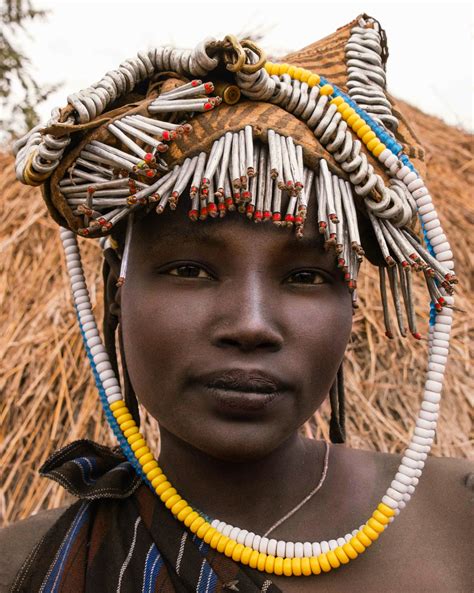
[264,538,467,593]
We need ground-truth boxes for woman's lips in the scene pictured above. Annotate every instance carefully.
[197,369,289,412]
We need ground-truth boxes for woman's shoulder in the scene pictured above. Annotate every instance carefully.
[331,443,473,536]
[334,442,473,488]
[326,445,472,591]
[0,507,67,593]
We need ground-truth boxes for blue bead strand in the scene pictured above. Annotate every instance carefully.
[75,307,153,486]
[318,76,439,323]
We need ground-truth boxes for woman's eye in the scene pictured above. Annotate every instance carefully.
[166,264,213,279]
[286,270,327,285]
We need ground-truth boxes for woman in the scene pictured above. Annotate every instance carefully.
[3,15,471,593]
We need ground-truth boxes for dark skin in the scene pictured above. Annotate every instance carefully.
[106,192,472,593]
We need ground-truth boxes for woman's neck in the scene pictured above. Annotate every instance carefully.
[158,427,327,534]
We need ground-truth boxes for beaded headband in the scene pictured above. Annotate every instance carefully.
[13,15,456,578]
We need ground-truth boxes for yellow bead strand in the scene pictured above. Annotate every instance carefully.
[108,399,398,577]
[265,61,390,160]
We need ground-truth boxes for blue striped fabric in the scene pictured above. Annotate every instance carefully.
[141,543,163,593]
[40,502,90,593]
[71,456,98,485]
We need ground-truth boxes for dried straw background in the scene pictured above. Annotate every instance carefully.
[1,101,473,527]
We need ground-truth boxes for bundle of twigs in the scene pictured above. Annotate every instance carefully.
[0,100,472,526]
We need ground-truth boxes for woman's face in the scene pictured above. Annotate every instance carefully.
[120,190,353,462]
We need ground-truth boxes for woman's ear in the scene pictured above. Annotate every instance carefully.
[103,248,122,320]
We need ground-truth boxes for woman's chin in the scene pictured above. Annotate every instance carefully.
[179,423,291,463]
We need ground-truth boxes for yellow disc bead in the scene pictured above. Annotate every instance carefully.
[357,124,371,138]
[334,546,350,564]
[134,446,150,458]
[352,118,365,132]
[263,556,275,574]
[347,113,359,126]
[362,130,377,144]
[320,84,334,96]
[336,101,349,112]
[210,531,222,549]
[120,420,136,432]
[356,530,372,547]
[272,64,282,76]
[160,487,177,503]
[342,106,355,119]
[184,510,199,528]
[372,143,387,157]
[143,461,159,475]
[331,96,344,106]
[350,536,366,553]
[343,543,358,559]
[287,65,296,77]
[378,502,396,517]
[139,453,154,466]
[112,407,127,418]
[367,138,379,151]
[310,556,321,575]
[131,438,146,452]
[372,510,390,525]
[123,426,139,438]
[171,499,188,516]
[203,526,217,543]
[189,516,205,534]
[232,544,245,563]
[127,433,142,444]
[318,553,332,573]
[278,63,290,75]
[216,535,230,554]
[224,539,237,558]
[165,494,181,509]
[307,74,320,87]
[240,546,253,565]
[146,467,161,481]
[264,62,274,75]
[294,67,304,80]
[326,550,341,569]
[368,517,385,533]
[363,524,380,541]
[300,70,310,83]
[151,474,167,489]
[273,557,284,575]
[301,557,312,576]
[109,400,126,411]
[203,526,218,545]
[196,522,211,540]
[116,413,133,425]
[249,550,260,569]
[155,481,172,496]
[283,557,293,577]
[257,553,267,572]
[268,63,279,76]
[291,557,302,576]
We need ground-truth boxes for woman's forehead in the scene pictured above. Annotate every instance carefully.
[132,190,325,256]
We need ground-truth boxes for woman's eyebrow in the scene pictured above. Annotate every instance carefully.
[146,225,230,251]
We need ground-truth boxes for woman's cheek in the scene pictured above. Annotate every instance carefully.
[122,282,206,401]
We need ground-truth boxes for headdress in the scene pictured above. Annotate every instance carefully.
[13,15,456,578]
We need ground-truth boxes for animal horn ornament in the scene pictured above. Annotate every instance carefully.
[14,14,456,578]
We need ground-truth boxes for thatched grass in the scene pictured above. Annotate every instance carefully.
[1,101,473,526]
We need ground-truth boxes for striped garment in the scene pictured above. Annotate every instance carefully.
[10,440,282,593]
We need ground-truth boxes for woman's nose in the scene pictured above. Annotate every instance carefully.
[211,274,284,353]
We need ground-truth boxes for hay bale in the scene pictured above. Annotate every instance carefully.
[1,102,472,526]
